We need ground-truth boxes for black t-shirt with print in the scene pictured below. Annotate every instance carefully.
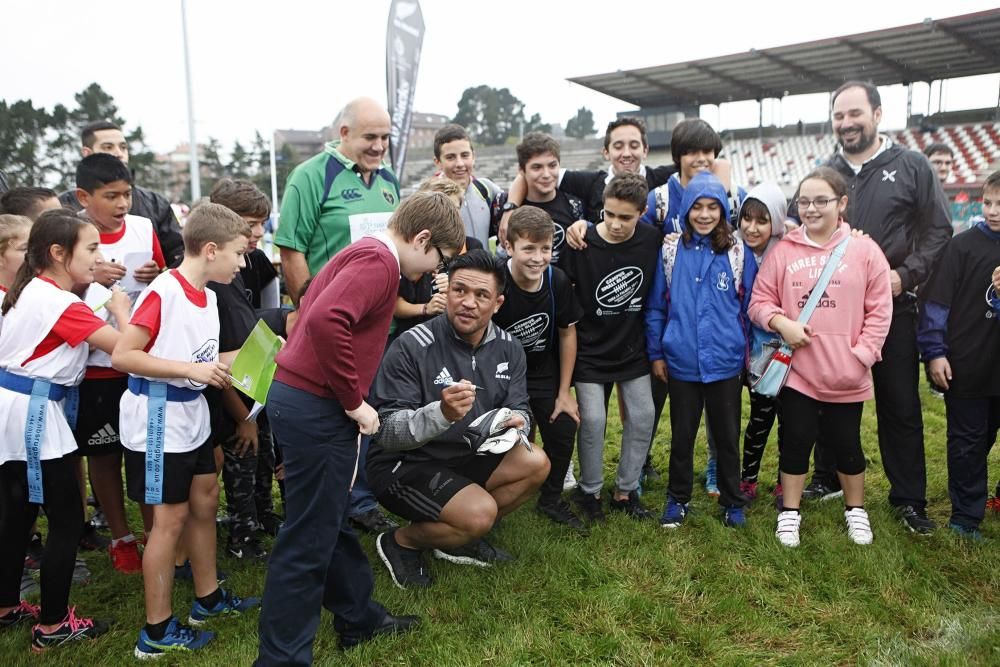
[493,263,583,397]
[559,165,677,223]
[920,225,1000,397]
[239,248,278,309]
[522,191,584,266]
[560,223,661,383]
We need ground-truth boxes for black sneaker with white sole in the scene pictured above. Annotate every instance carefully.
[896,504,936,535]
[350,508,399,535]
[226,534,268,560]
[376,530,432,589]
[536,497,587,531]
[432,538,514,567]
[801,480,843,501]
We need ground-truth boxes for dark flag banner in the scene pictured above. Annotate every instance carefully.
[386,0,425,181]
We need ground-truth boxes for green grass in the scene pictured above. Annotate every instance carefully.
[3,386,999,666]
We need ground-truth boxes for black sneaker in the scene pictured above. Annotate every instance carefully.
[570,487,606,523]
[896,505,936,535]
[30,607,109,652]
[536,497,586,531]
[350,508,399,535]
[641,462,661,484]
[375,530,432,589]
[608,490,655,520]
[78,522,110,551]
[226,534,268,560]
[432,538,514,568]
[801,480,843,501]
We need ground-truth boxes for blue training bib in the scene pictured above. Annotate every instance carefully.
[144,381,168,504]
[24,379,51,504]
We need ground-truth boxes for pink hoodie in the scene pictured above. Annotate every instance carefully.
[748,221,893,403]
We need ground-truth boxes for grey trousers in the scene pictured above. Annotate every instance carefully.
[576,375,655,495]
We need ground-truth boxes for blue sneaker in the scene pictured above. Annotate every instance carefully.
[704,457,719,497]
[948,522,984,542]
[723,505,746,528]
[134,617,214,659]
[660,497,689,528]
[189,589,261,626]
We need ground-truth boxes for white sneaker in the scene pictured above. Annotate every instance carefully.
[563,467,578,491]
[775,510,801,547]
[845,507,873,545]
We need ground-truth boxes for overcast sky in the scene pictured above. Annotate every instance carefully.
[4,0,999,154]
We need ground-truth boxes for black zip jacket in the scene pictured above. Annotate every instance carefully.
[826,144,952,299]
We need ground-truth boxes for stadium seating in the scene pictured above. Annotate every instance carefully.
[402,123,1000,194]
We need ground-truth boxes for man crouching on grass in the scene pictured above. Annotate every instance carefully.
[367,249,550,589]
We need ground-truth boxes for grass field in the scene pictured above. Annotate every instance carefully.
[2,386,998,666]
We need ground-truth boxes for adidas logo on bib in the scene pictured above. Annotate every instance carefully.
[434,367,454,386]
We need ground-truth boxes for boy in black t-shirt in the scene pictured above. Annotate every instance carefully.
[493,206,585,528]
[560,173,660,521]
[207,179,282,560]
[494,134,585,266]
[918,171,1000,540]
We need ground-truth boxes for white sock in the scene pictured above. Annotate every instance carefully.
[111,534,136,548]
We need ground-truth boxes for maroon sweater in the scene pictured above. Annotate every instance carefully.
[274,237,399,410]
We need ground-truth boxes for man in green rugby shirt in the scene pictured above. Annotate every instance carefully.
[275,96,401,534]
[277,97,401,303]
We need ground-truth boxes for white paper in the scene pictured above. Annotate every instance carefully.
[83,283,112,316]
[119,250,154,298]
[348,212,393,243]
[246,401,265,422]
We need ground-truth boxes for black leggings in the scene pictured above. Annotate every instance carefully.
[531,396,579,502]
[741,390,783,482]
[778,388,865,477]
[0,456,84,624]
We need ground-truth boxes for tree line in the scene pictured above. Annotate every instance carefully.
[1,82,597,203]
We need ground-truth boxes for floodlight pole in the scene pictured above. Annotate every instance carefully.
[269,131,279,213]
[181,0,201,201]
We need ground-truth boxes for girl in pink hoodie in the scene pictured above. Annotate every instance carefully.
[748,167,892,548]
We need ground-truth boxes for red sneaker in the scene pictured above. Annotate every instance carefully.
[739,480,758,501]
[109,539,142,574]
[0,600,40,628]
[986,496,1000,514]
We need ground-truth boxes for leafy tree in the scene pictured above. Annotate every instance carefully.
[525,112,551,135]
[228,140,253,180]
[0,99,56,186]
[200,137,226,195]
[565,107,596,139]
[453,85,526,146]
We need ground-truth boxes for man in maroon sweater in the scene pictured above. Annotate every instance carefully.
[254,192,465,665]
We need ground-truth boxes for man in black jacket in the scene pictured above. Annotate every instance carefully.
[803,81,952,534]
[367,250,549,589]
[59,121,184,266]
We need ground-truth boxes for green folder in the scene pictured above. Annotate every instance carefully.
[230,320,282,410]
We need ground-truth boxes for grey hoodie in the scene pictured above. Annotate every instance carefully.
[735,182,788,265]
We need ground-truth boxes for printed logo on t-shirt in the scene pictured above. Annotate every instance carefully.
[552,224,566,256]
[507,313,550,352]
[595,266,644,311]
[716,271,730,292]
[434,367,454,386]
[187,339,219,389]
[382,188,397,206]
[797,289,836,310]
[495,361,510,381]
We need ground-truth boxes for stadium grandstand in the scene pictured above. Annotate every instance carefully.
[404,9,1000,227]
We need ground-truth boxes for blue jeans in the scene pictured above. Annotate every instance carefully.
[255,382,386,666]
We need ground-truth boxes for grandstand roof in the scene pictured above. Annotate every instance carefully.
[568,10,1000,108]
